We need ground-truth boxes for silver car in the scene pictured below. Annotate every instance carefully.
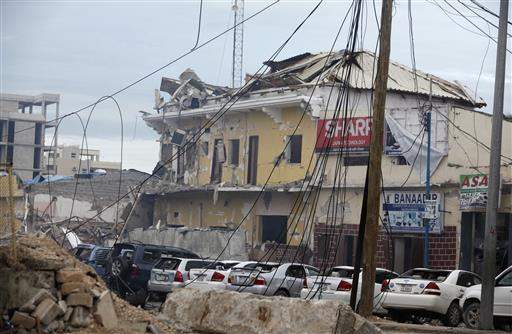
[147,257,219,300]
[226,262,320,297]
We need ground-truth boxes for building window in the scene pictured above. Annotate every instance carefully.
[211,139,225,183]
[261,215,287,244]
[343,155,369,166]
[228,139,240,166]
[33,147,41,169]
[7,121,15,143]
[201,141,209,156]
[34,123,42,145]
[0,120,5,143]
[285,135,302,163]
[71,153,77,159]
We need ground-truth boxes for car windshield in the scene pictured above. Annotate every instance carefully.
[400,269,451,282]
[329,268,354,278]
[76,248,93,261]
[155,258,180,270]
[243,263,279,273]
[221,262,240,269]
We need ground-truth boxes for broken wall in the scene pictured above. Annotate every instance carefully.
[126,226,248,260]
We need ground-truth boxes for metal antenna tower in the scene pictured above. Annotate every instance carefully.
[231,0,244,88]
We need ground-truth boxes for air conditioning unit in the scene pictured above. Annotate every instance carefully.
[171,129,186,146]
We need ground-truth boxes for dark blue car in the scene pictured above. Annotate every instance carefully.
[72,244,111,277]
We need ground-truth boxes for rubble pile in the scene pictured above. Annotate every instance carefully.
[163,288,383,334]
[0,234,176,334]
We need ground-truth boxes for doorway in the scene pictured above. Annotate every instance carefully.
[261,215,287,244]
[393,236,424,274]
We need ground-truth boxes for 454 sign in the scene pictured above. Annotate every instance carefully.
[459,174,489,210]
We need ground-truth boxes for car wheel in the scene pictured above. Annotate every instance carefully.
[463,301,480,330]
[443,301,462,327]
[274,289,290,297]
[110,257,129,278]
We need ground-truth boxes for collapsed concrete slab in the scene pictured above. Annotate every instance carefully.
[163,289,382,334]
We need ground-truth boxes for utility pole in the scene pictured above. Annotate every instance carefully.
[359,0,393,318]
[423,78,432,268]
[480,0,509,329]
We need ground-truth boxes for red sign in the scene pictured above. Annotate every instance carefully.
[315,117,372,152]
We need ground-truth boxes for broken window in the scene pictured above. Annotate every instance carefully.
[177,146,185,183]
[247,136,259,185]
[286,135,302,163]
[211,139,224,183]
[185,142,197,170]
[228,139,240,166]
[261,215,287,244]
[342,155,369,166]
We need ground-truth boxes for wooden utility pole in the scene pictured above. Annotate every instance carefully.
[359,0,393,317]
[480,0,509,329]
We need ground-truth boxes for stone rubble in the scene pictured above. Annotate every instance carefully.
[2,266,118,333]
[0,234,180,334]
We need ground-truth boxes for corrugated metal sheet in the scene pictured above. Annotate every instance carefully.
[256,51,485,108]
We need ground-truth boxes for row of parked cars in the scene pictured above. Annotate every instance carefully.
[73,242,512,329]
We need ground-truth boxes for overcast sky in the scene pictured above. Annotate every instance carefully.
[1,0,510,173]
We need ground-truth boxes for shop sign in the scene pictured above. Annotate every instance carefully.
[382,191,443,234]
[316,117,372,152]
[459,174,488,210]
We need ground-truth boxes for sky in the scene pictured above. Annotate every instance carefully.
[1,0,511,173]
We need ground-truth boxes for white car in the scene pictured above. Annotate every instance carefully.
[300,266,398,314]
[185,261,256,291]
[382,268,481,327]
[147,257,219,300]
[460,265,512,329]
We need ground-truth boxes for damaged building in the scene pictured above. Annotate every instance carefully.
[140,51,512,274]
[26,169,154,244]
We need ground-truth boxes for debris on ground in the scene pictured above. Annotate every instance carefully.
[0,234,179,334]
[162,288,383,334]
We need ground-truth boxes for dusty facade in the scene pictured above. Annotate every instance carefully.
[142,51,512,273]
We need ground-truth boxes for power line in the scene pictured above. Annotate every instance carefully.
[468,0,512,26]
[12,0,280,137]
[190,0,204,51]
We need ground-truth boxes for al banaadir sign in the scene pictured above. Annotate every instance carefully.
[316,117,372,152]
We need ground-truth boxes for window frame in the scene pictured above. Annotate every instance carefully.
[228,139,240,166]
[286,135,302,164]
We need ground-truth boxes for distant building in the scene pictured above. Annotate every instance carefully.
[46,145,121,176]
[0,93,60,180]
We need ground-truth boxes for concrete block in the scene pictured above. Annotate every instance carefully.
[56,269,86,283]
[31,298,63,325]
[11,311,36,329]
[163,289,383,334]
[60,282,87,295]
[67,293,93,308]
[93,291,118,329]
[70,306,92,328]
[0,269,55,310]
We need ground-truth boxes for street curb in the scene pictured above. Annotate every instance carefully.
[372,321,509,334]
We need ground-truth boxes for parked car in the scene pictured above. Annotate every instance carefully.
[226,262,320,297]
[460,265,512,329]
[72,244,111,277]
[106,242,200,305]
[147,257,220,301]
[381,268,481,327]
[300,266,398,314]
[186,261,257,291]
